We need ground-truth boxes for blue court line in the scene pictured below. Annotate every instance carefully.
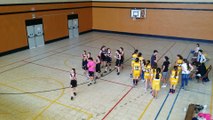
[154,92,170,120]
[155,51,191,120]
[166,86,182,120]
[166,51,191,120]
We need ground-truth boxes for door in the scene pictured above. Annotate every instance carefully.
[68,14,79,39]
[68,19,74,39]
[34,24,44,47]
[26,25,36,49]
[26,19,45,49]
[73,19,79,38]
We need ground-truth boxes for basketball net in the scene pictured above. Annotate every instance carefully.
[132,15,137,21]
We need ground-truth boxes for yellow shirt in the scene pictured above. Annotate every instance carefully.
[170,70,179,81]
[133,62,141,72]
[131,53,138,67]
[132,53,138,59]
[138,56,143,63]
[144,65,151,73]
[176,59,183,66]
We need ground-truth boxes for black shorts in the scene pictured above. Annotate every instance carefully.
[82,60,88,70]
[88,71,95,77]
[106,57,112,63]
[96,63,101,73]
[101,54,106,61]
[120,56,124,64]
[115,59,121,67]
[70,80,77,88]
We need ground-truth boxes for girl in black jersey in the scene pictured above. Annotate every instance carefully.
[119,47,125,70]
[81,50,88,75]
[105,48,112,73]
[70,68,77,100]
[95,55,101,79]
[99,46,107,68]
[115,50,122,75]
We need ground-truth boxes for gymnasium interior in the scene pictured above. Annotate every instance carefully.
[0,0,213,120]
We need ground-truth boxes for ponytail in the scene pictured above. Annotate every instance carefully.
[146,60,150,67]
[183,59,190,70]
[155,68,161,79]
[174,69,178,79]
[173,66,178,79]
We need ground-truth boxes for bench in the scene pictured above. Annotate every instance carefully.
[185,104,195,120]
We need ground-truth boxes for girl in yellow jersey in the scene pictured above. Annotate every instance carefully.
[132,58,141,86]
[144,60,151,91]
[150,64,158,90]
[152,68,161,98]
[175,54,183,73]
[130,49,139,77]
[169,66,179,94]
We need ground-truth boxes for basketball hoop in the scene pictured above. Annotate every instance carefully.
[132,15,137,21]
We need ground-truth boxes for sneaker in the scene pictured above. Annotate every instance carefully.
[71,96,74,100]
[88,83,92,86]
[104,71,107,73]
[117,72,120,75]
[109,69,112,72]
[95,76,99,79]
[74,92,77,96]
[169,89,172,93]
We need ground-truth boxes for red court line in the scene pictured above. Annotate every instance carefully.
[25,61,132,87]
[102,87,133,120]
[99,79,132,87]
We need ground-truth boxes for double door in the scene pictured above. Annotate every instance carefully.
[68,14,79,39]
[26,19,45,49]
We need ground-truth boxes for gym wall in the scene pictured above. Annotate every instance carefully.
[92,1,213,41]
[0,0,91,4]
[1,1,213,54]
[0,2,92,53]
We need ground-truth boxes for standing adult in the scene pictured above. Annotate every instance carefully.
[161,56,170,88]
[151,50,158,68]
[181,59,193,89]
[197,49,206,64]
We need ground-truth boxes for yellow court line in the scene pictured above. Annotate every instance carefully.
[33,78,65,120]
[138,98,154,120]
[64,58,72,69]
[0,82,93,120]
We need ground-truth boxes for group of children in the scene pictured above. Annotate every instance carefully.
[69,43,206,100]
[131,49,195,98]
[69,45,125,100]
